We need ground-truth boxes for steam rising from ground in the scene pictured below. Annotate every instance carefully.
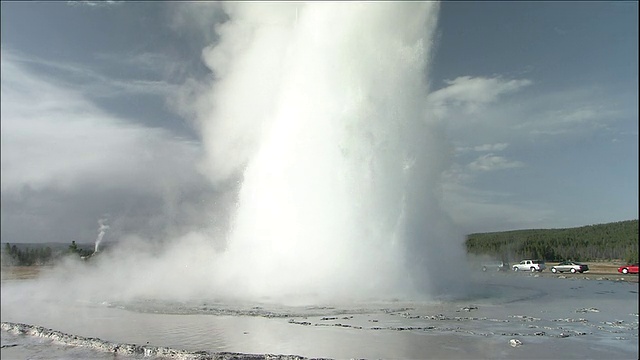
[94,219,109,253]
[6,2,470,305]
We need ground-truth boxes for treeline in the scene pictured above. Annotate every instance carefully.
[2,241,94,266]
[466,220,639,263]
[3,243,55,266]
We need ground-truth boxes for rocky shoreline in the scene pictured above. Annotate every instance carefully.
[1,322,318,360]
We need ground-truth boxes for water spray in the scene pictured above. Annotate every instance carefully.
[200,2,469,301]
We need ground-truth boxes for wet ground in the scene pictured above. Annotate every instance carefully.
[1,271,638,359]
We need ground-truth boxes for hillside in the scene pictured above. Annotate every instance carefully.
[466,219,639,263]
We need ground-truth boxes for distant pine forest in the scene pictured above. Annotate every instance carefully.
[1,241,98,266]
[466,219,638,263]
[1,220,638,266]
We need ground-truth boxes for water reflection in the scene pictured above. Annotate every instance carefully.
[2,275,638,359]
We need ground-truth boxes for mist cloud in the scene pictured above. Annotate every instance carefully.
[1,50,215,244]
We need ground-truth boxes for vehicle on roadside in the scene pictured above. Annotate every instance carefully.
[512,259,546,272]
[617,263,639,274]
[550,261,589,274]
[481,261,510,272]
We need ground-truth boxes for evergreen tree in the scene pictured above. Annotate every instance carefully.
[68,241,79,254]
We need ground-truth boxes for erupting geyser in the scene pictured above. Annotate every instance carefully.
[94,219,109,253]
[196,2,468,302]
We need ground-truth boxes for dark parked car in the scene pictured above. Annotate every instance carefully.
[481,261,510,272]
[550,261,589,274]
[617,263,639,274]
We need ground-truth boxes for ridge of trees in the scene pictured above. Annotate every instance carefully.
[466,219,639,263]
[2,219,638,266]
[3,243,55,266]
[2,241,94,266]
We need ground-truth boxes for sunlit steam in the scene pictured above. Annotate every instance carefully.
[197,2,468,302]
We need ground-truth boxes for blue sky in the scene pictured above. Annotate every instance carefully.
[1,1,637,244]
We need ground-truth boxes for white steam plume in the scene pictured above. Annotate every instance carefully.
[94,218,109,253]
[195,2,468,302]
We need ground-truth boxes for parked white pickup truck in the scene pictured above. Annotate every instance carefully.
[512,259,546,272]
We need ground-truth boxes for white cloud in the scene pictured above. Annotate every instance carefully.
[474,143,509,152]
[456,143,509,153]
[3,50,180,99]
[522,103,620,137]
[66,1,122,7]
[1,50,217,244]
[467,153,524,172]
[429,75,625,147]
[431,73,634,232]
[426,75,532,120]
[0,52,202,195]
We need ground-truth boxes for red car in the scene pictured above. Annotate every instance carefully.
[617,263,639,274]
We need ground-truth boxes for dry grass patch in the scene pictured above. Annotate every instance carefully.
[1,266,46,280]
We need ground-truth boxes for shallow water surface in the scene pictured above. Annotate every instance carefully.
[2,273,638,359]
